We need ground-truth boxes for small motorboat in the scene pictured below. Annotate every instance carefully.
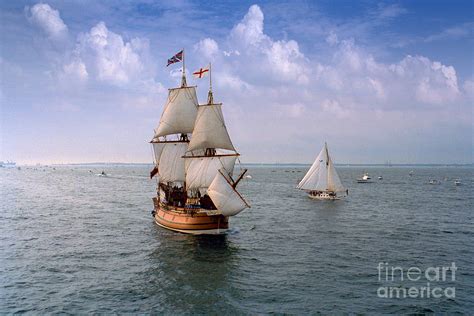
[378,176,383,180]
[429,179,439,185]
[454,179,461,186]
[409,170,414,176]
[357,173,373,183]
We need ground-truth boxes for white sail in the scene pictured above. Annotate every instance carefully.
[158,142,188,182]
[297,143,344,192]
[188,104,235,152]
[154,87,199,137]
[327,157,345,192]
[208,170,249,216]
[185,155,237,190]
[152,142,166,166]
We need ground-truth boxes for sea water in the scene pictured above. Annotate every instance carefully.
[1,165,473,313]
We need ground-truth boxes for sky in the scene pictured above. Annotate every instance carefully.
[0,0,473,164]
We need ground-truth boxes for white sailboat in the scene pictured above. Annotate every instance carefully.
[297,142,347,200]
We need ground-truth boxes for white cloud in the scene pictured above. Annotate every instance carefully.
[425,22,474,42]
[372,3,407,20]
[463,79,474,98]
[62,59,88,82]
[186,4,470,163]
[72,22,150,86]
[230,4,266,47]
[193,4,463,114]
[194,38,219,60]
[26,3,68,40]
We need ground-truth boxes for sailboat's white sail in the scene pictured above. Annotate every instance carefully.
[187,104,235,152]
[208,170,249,216]
[158,142,188,182]
[184,155,237,190]
[154,87,199,137]
[327,157,345,192]
[297,147,328,191]
[297,143,345,192]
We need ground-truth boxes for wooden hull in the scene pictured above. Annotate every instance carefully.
[152,198,229,235]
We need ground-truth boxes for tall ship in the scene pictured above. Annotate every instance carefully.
[297,142,347,200]
[150,51,250,234]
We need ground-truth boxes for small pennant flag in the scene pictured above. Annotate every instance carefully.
[167,50,183,66]
[193,66,210,78]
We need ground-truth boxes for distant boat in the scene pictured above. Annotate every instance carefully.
[454,179,461,186]
[378,176,383,180]
[409,170,414,176]
[429,179,439,185]
[297,142,346,200]
[98,171,108,177]
[0,161,16,168]
[357,173,373,183]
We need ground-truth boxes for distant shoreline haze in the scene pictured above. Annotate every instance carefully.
[12,162,474,167]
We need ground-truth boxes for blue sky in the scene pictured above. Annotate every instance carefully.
[1,0,473,164]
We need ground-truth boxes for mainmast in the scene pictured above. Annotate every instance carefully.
[181,48,187,87]
[183,64,240,192]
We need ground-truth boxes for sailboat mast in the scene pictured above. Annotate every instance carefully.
[208,62,213,104]
[325,142,330,192]
[325,142,329,167]
[181,48,187,87]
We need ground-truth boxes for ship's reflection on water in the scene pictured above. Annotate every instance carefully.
[142,230,242,313]
[191,234,230,250]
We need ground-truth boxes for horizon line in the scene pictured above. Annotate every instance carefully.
[12,162,474,167]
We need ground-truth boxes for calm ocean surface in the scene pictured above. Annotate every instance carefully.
[1,165,473,314]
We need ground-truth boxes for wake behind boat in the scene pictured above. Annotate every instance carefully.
[149,51,249,234]
[297,142,347,200]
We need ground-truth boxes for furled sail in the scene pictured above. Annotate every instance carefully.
[208,170,249,216]
[158,142,188,182]
[154,87,199,137]
[184,155,237,190]
[297,143,344,192]
[187,104,235,152]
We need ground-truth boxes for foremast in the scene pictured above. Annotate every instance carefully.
[150,52,199,207]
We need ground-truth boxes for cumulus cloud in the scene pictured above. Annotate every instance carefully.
[230,4,266,47]
[194,38,219,60]
[62,59,88,82]
[189,4,470,163]
[26,3,68,40]
[71,22,151,86]
[193,4,464,113]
